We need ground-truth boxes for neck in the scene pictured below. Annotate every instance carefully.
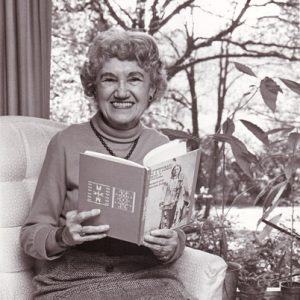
[91,112,143,143]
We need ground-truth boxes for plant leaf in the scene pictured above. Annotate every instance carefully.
[253,187,269,206]
[256,214,282,242]
[280,78,300,96]
[222,118,235,136]
[259,77,282,113]
[262,181,287,211]
[240,119,269,146]
[287,132,300,152]
[285,156,300,180]
[273,251,286,272]
[230,137,258,177]
[257,181,287,225]
[266,127,294,135]
[211,134,258,177]
[233,62,256,77]
[268,139,285,147]
[211,134,233,144]
[160,128,200,142]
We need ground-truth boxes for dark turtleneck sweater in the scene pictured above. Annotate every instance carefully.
[21,113,186,262]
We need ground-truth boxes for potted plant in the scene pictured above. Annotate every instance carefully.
[262,135,300,299]
[210,63,300,299]
[280,281,300,300]
[168,62,300,299]
[231,230,284,300]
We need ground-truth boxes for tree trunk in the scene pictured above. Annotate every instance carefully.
[186,65,199,138]
[207,42,230,216]
[135,0,146,30]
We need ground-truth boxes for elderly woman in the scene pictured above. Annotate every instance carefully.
[21,29,194,299]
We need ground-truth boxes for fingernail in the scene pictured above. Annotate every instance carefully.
[92,209,101,214]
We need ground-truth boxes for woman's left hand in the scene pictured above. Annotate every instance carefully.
[143,229,178,262]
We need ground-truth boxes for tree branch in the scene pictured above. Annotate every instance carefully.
[169,0,251,75]
[167,89,192,108]
[220,38,300,51]
[102,0,130,29]
[116,2,135,24]
[250,0,298,8]
[161,32,182,58]
[149,0,195,35]
[194,0,251,48]
[167,51,300,79]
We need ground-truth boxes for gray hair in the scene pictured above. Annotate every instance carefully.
[80,28,168,104]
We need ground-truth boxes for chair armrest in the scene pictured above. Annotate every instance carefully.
[170,246,227,300]
[0,271,34,300]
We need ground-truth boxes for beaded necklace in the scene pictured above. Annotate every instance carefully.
[90,120,139,160]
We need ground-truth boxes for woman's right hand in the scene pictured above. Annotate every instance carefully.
[60,209,110,246]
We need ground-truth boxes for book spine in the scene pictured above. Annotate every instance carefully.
[137,168,151,245]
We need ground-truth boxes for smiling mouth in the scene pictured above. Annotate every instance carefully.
[111,101,135,109]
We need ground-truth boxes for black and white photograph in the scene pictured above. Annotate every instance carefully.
[1,0,300,299]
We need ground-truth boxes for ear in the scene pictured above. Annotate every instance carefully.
[149,87,156,102]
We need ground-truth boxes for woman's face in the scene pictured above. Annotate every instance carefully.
[172,165,181,177]
[96,58,154,130]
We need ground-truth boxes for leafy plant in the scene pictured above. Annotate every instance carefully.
[186,214,300,291]
[184,62,300,293]
[232,227,300,292]
[229,63,300,285]
[233,236,280,292]
[185,214,234,259]
[169,61,300,293]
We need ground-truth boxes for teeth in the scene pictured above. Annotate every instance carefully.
[112,102,134,109]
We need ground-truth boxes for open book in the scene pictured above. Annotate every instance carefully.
[78,140,201,245]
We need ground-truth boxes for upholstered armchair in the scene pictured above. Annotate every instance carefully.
[0,116,227,300]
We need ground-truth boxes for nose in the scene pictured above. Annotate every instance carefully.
[114,81,129,99]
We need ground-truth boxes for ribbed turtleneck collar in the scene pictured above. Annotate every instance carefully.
[90,112,143,143]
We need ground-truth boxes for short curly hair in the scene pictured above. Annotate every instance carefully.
[80,28,168,104]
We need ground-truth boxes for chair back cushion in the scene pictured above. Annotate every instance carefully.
[0,116,66,299]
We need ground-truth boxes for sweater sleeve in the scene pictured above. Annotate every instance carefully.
[20,132,68,260]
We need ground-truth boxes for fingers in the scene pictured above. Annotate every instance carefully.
[66,209,101,223]
[143,229,178,261]
[142,240,174,262]
[77,209,101,223]
[62,223,110,246]
[63,209,109,246]
[144,229,178,244]
[143,241,168,252]
[149,228,175,239]
[76,233,108,243]
[81,225,110,235]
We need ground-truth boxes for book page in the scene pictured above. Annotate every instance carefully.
[143,140,187,167]
[84,150,144,168]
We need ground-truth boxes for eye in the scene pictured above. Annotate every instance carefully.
[128,76,142,83]
[102,77,116,82]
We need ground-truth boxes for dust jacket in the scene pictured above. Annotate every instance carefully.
[77,140,201,245]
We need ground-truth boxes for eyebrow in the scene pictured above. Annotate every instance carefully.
[99,72,115,79]
[128,72,144,77]
[99,71,144,79]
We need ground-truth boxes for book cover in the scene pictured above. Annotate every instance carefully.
[78,154,150,244]
[143,150,201,236]
[77,141,200,245]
